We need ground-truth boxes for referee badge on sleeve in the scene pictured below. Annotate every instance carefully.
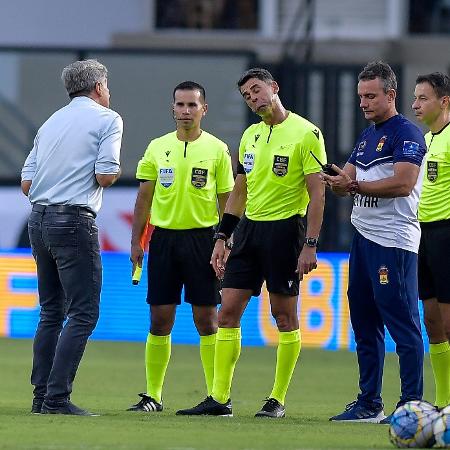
[272,155,289,177]
[243,152,255,173]
[191,168,208,188]
[427,161,438,182]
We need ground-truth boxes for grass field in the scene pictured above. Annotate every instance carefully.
[0,338,434,450]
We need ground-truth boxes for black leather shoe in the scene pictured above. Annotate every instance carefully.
[41,400,99,416]
[31,398,44,414]
[176,396,232,416]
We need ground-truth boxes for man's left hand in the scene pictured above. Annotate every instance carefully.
[296,246,318,281]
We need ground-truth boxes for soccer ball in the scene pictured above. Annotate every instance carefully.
[389,400,439,448]
[433,405,450,448]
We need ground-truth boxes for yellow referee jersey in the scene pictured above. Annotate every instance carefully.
[419,123,450,222]
[136,130,234,229]
[239,112,326,221]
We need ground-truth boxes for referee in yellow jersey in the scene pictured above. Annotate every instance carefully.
[413,72,450,408]
[177,68,326,418]
[127,81,234,413]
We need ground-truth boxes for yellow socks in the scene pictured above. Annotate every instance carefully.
[211,327,241,404]
[269,329,301,405]
[200,333,217,396]
[430,341,450,408]
[145,333,171,403]
[144,329,300,407]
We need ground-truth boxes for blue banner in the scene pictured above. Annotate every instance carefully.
[0,250,427,351]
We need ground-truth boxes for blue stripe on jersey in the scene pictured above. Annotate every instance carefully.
[355,155,394,171]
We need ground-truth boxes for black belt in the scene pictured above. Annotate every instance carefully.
[32,204,96,219]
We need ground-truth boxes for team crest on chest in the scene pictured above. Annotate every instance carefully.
[378,265,389,285]
[427,161,438,182]
[159,168,175,188]
[243,152,255,173]
[191,168,208,188]
[376,135,387,152]
[272,155,289,177]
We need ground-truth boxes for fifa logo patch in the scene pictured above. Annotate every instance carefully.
[272,155,289,177]
[159,168,174,188]
[378,265,389,285]
[427,161,438,182]
[191,168,208,188]
[376,136,387,152]
[243,152,255,173]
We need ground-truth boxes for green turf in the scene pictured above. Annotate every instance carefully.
[0,337,434,450]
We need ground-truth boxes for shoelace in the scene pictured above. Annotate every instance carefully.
[262,398,280,411]
[195,396,214,408]
[344,401,358,411]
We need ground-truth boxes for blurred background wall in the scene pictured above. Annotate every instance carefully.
[1,0,450,252]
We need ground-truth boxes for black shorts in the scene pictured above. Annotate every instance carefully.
[222,215,304,296]
[418,219,450,303]
[147,227,220,306]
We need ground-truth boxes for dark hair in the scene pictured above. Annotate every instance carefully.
[173,81,206,102]
[416,72,450,98]
[358,61,397,93]
[237,68,275,88]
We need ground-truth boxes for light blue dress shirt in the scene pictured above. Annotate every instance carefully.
[21,96,122,213]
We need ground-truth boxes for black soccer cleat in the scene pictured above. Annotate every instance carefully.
[176,396,232,416]
[255,398,286,418]
[127,393,163,412]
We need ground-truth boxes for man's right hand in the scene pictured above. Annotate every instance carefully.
[321,164,353,196]
[130,242,144,274]
[211,239,226,279]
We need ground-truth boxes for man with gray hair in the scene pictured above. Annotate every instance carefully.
[21,59,122,416]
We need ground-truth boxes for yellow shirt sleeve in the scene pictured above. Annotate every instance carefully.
[136,141,157,180]
[216,145,235,194]
[238,127,252,164]
[302,128,327,175]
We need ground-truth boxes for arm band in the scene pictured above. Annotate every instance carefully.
[217,213,241,238]
[236,161,246,175]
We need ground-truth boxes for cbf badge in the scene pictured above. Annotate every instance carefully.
[159,168,174,188]
[376,135,387,152]
[272,155,289,177]
[243,152,255,173]
[378,265,389,285]
[427,161,438,182]
[191,168,208,188]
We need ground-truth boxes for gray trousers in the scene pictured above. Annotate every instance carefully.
[28,205,101,403]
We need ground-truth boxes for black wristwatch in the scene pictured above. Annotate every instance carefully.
[213,232,228,243]
[304,237,318,248]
